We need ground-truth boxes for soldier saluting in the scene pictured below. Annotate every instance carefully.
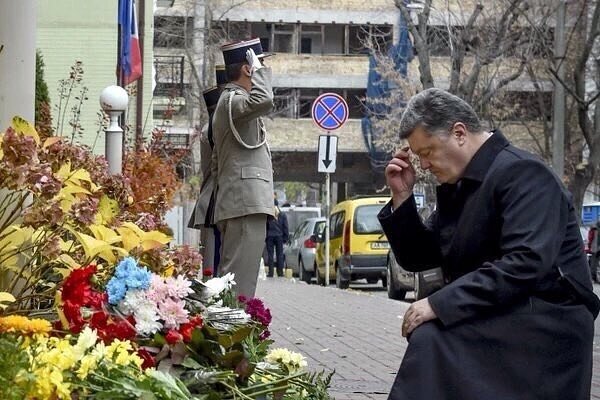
[211,38,275,297]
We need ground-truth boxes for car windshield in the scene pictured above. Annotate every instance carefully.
[353,205,384,234]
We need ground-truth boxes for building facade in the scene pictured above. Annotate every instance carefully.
[36,0,154,150]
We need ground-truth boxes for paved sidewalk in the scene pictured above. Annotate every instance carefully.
[256,278,408,399]
[258,278,600,399]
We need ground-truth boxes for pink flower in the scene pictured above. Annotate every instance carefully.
[158,297,189,329]
[147,275,169,302]
[165,275,193,299]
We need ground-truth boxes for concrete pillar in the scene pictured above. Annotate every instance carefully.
[0,0,37,130]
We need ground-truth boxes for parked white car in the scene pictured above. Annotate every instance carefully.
[284,217,326,283]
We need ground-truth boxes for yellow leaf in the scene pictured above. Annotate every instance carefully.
[43,136,62,148]
[0,226,34,256]
[62,183,91,196]
[58,254,80,269]
[96,195,120,225]
[11,116,40,144]
[116,225,142,252]
[140,231,172,251]
[55,290,69,329]
[56,162,72,181]
[68,228,114,262]
[120,222,146,237]
[70,168,92,183]
[0,292,15,310]
[88,225,121,244]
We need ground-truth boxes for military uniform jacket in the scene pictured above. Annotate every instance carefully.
[188,122,215,229]
[378,131,599,400]
[210,67,275,223]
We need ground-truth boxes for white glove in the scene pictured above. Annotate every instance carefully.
[246,48,263,73]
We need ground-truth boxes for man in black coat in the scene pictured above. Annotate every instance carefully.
[378,88,600,400]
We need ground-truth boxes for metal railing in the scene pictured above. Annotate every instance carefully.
[154,55,186,97]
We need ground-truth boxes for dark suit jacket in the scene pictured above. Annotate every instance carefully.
[379,131,599,325]
[378,131,599,400]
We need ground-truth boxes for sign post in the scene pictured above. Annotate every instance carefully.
[312,93,348,286]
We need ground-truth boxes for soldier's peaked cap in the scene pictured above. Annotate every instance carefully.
[215,64,227,86]
[221,38,272,66]
[203,87,221,109]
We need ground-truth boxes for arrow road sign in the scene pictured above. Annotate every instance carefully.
[318,135,338,173]
[312,93,349,131]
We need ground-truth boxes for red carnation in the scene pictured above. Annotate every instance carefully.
[202,268,213,277]
[137,348,156,369]
[61,265,97,304]
[165,329,183,345]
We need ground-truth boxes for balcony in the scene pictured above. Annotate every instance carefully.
[264,118,365,153]
[160,126,195,150]
[154,55,187,98]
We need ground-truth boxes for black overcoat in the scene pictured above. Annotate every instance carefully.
[378,131,599,400]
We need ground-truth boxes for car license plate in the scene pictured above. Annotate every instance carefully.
[371,242,390,249]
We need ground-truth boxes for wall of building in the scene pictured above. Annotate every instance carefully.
[37,0,154,150]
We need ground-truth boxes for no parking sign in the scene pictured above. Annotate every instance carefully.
[311,93,348,131]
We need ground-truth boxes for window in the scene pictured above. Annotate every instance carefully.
[348,25,392,54]
[293,222,307,240]
[300,24,322,54]
[272,88,296,118]
[348,25,369,54]
[273,23,295,53]
[354,205,385,234]
[330,212,346,238]
[299,89,319,118]
[346,89,366,119]
[154,16,192,48]
[249,22,272,52]
[313,221,326,235]
[323,24,345,54]
[301,38,312,54]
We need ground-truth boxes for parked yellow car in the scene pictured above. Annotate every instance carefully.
[313,197,390,288]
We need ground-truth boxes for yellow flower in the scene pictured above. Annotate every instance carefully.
[0,315,51,335]
[77,353,99,380]
[106,339,142,368]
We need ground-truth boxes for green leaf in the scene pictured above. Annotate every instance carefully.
[230,325,253,345]
[181,356,203,370]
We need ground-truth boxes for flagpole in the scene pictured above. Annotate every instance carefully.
[135,0,145,151]
[117,0,126,163]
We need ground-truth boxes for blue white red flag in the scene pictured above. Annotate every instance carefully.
[118,0,142,85]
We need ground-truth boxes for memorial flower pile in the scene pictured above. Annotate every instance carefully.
[0,119,333,399]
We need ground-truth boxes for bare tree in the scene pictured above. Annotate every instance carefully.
[363,0,556,205]
[554,0,600,212]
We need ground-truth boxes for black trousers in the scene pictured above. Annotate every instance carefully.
[388,296,593,400]
[266,236,284,276]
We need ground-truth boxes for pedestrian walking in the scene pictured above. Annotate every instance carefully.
[188,66,228,276]
[211,38,275,298]
[378,88,600,400]
[265,201,289,277]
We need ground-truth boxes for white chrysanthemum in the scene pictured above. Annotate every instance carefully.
[119,289,148,314]
[265,348,308,373]
[221,272,236,290]
[117,289,162,335]
[134,302,162,335]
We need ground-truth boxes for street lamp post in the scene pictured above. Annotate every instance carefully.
[99,85,129,175]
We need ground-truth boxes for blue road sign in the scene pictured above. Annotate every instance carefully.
[311,93,349,131]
